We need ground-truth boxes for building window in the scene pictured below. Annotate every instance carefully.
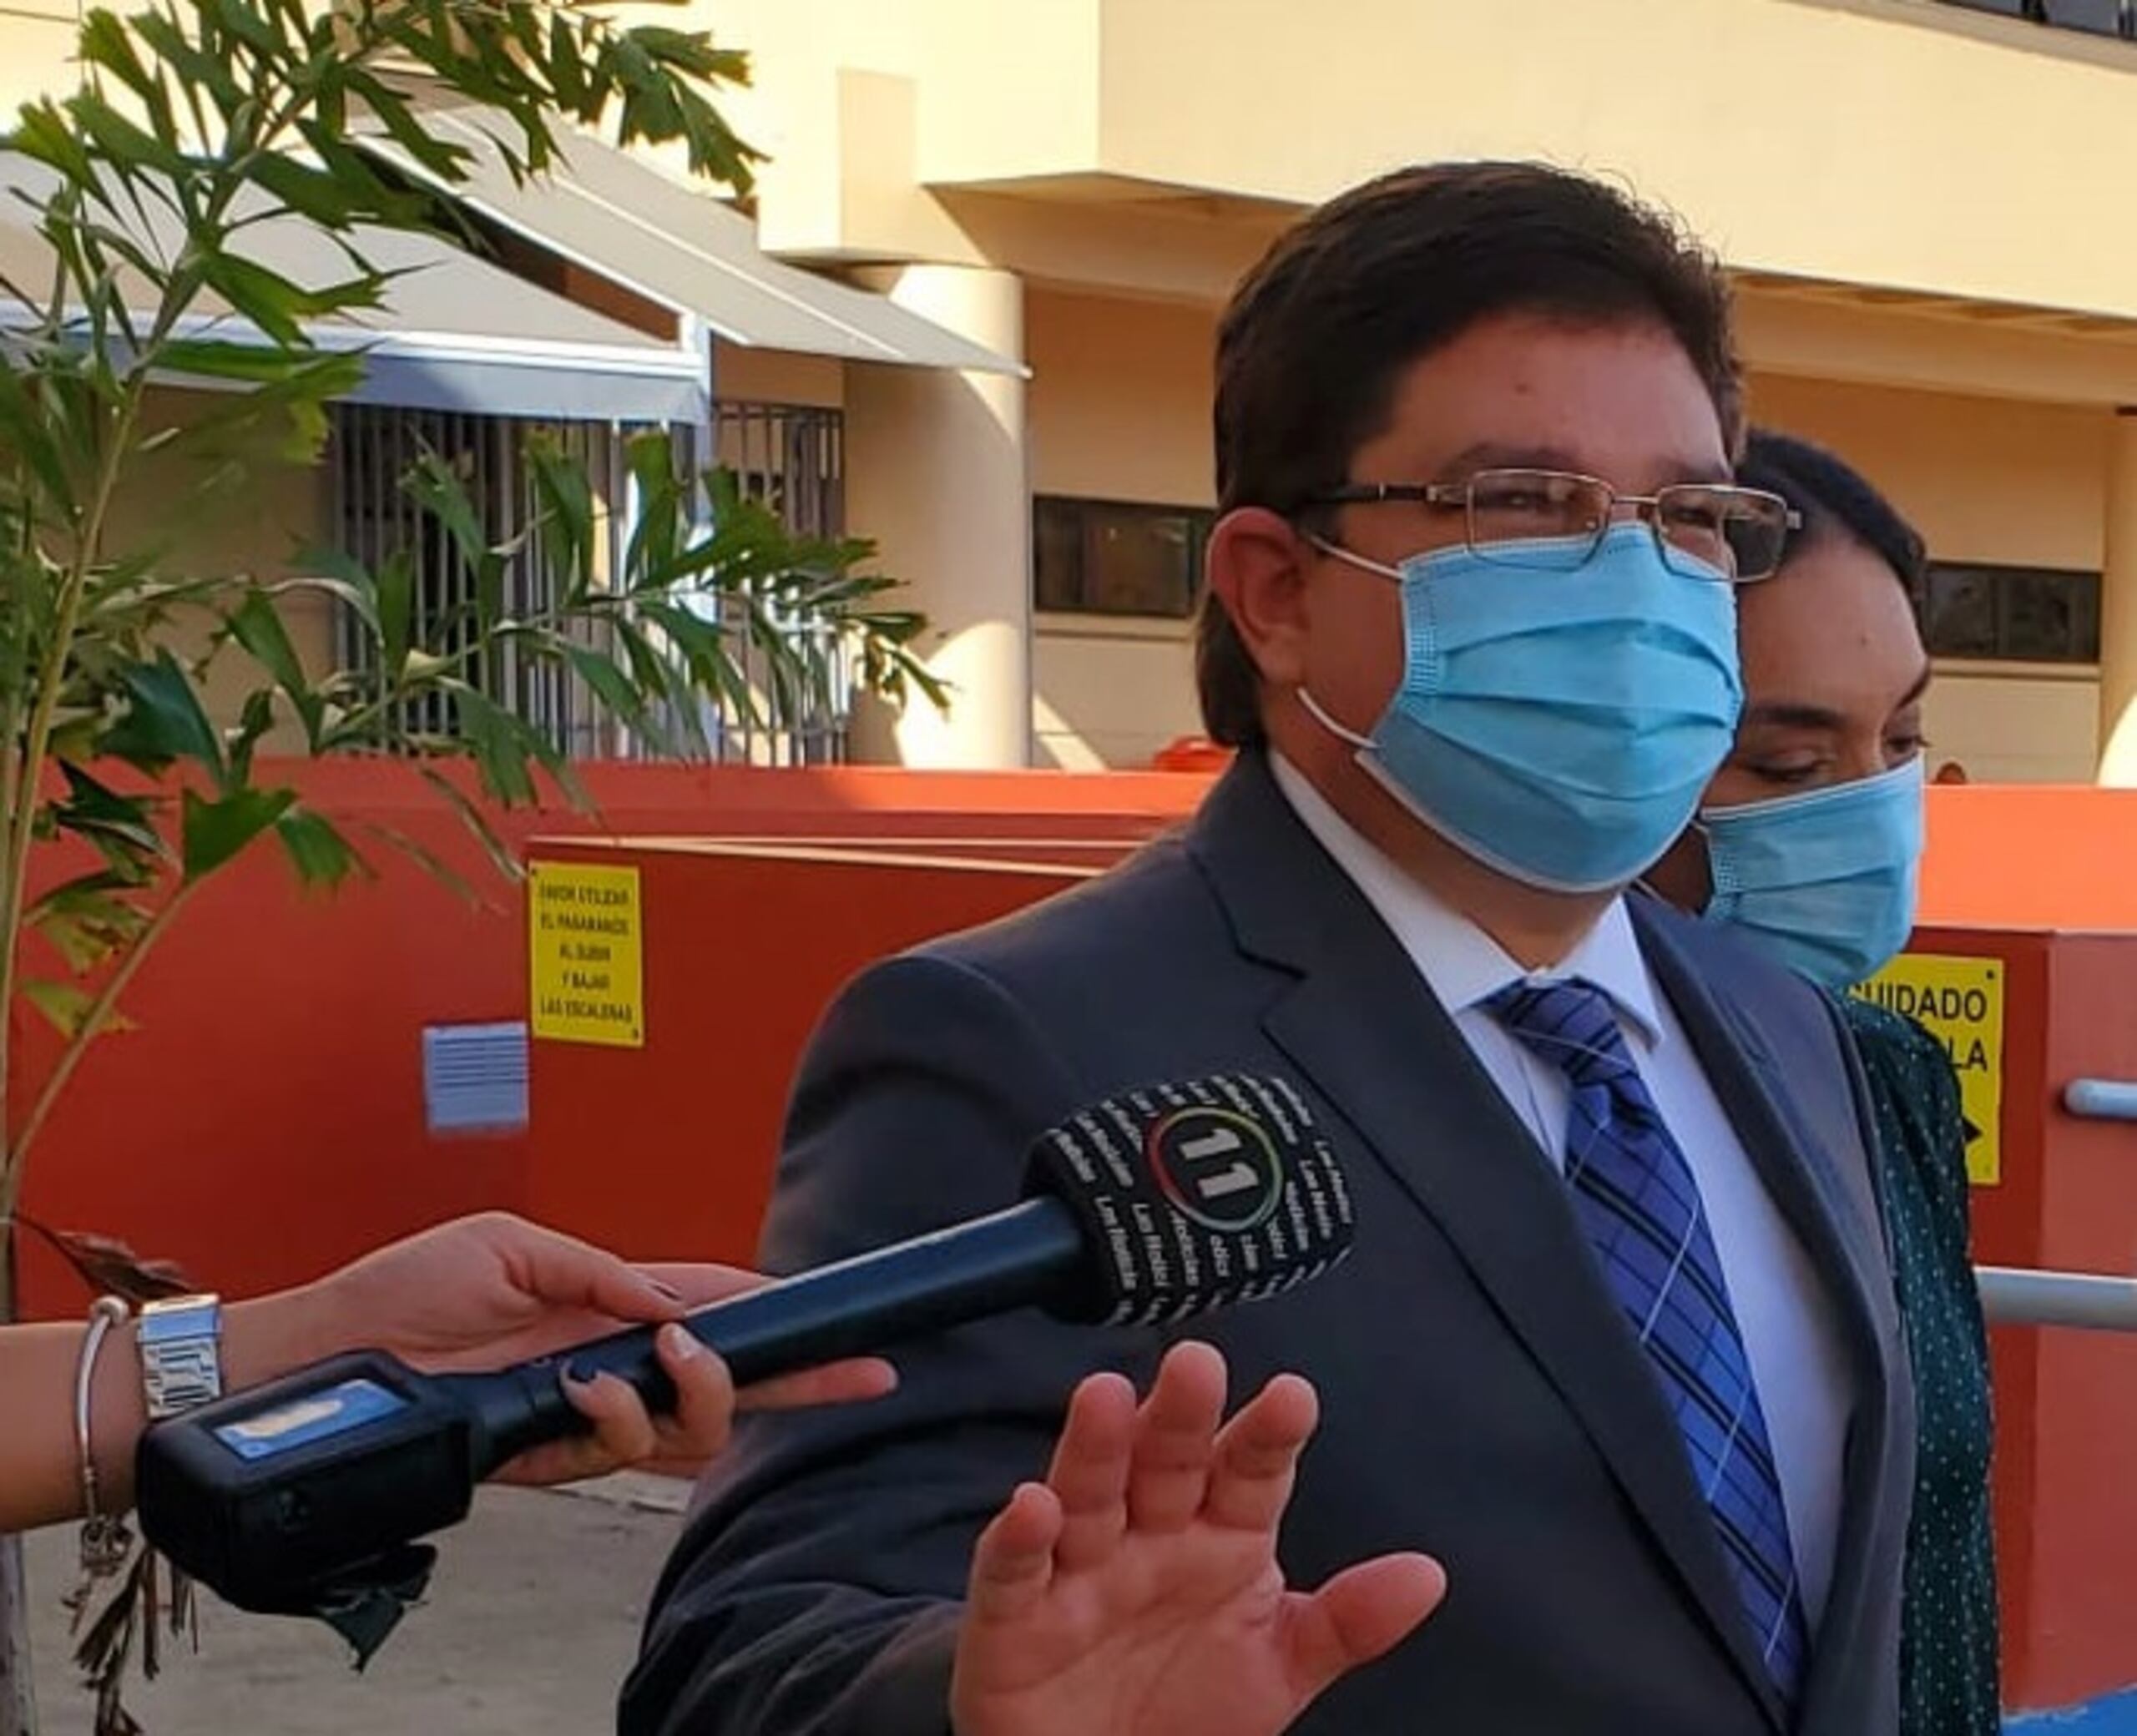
[706,400,851,765]
[330,401,856,764]
[713,401,845,540]
[1937,0,2134,37]
[1034,496,1212,619]
[1919,562,2102,664]
[330,403,623,755]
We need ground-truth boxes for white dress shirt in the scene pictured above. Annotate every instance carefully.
[1270,753,1853,1626]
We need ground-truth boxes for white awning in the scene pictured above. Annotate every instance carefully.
[0,152,706,424]
[353,110,1023,376]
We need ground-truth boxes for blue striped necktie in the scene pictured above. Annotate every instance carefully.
[1488,975,1810,1711]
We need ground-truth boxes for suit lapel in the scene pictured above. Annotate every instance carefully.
[1189,756,1787,1731]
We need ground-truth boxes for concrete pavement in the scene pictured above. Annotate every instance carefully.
[25,1476,687,1735]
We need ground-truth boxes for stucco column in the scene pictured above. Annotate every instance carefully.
[843,265,1031,768]
[2100,410,2137,785]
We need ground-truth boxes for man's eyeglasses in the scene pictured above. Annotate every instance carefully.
[1301,468,1800,583]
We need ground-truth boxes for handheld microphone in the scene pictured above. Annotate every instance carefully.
[137,1072,1352,1625]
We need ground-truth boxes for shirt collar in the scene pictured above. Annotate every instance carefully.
[1268,751,1665,1050]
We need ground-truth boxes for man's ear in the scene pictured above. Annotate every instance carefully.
[1206,508,1314,689]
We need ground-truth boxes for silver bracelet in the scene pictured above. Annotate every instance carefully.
[73,1295,134,1586]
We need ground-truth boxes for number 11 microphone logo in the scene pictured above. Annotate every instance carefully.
[1147,1107,1285,1234]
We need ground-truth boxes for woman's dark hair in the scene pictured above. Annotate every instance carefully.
[1197,160,1743,747]
[1736,429,1926,593]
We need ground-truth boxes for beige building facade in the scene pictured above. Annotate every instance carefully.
[10,0,2137,780]
[683,0,2137,782]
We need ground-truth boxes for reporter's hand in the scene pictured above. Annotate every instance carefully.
[255,1211,897,1486]
[950,1341,1443,1736]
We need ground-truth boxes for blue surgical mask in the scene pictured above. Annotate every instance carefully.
[1300,523,1744,893]
[1698,754,1925,988]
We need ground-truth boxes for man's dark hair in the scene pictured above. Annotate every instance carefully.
[1737,428,1926,595]
[1196,160,1743,747]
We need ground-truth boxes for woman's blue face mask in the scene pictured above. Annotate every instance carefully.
[1696,755,1926,988]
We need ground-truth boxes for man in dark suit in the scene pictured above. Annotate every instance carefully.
[623,162,1912,1736]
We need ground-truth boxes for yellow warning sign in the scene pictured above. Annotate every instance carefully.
[528,860,644,1048]
[1850,952,2004,1186]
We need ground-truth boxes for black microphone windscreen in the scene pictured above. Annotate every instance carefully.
[1023,1072,1354,1327]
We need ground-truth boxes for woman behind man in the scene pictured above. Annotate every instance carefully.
[1648,428,1999,1736]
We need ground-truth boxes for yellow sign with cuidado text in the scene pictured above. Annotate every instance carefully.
[1850,952,2004,1186]
[528,860,644,1048]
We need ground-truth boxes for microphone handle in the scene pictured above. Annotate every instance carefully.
[448,1197,1088,1476]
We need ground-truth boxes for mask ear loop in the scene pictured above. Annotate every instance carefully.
[1630,825,1720,916]
[1296,685,1375,750]
[1301,531,1404,583]
[1290,531,1402,753]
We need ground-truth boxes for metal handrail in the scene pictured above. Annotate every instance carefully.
[2064,1078,2137,1123]
[1978,1265,2137,1330]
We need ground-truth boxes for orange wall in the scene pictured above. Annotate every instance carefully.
[2004,931,2137,1709]
[13,765,533,1318]
[18,770,2135,1322]
[524,843,1101,1264]
[1921,786,2137,931]
[1902,925,2137,1713]
[11,760,1206,1318]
